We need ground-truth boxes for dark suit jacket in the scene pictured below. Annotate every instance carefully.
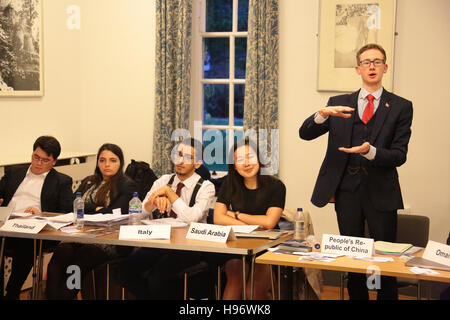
[75,175,137,214]
[0,165,73,213]
[299,88,413,211]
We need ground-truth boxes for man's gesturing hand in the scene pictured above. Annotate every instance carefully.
[318,106,354,118]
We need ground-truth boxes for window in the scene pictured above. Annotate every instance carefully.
[191,0,249,172]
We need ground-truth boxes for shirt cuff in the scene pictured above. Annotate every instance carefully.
[314,112,328,124]
[171,197,187,218]
[361,145,376,160]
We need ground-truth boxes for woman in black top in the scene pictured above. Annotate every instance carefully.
[46,143,137,300]
[214,138,286,299]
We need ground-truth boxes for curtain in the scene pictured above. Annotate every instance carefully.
[243,0,279,175]
[152,0,192,177]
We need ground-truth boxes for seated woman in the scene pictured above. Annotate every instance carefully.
[46,143,137,300]
[213,138,286,300]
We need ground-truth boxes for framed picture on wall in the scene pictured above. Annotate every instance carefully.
[0,0,43,96]
[317,0,396,92]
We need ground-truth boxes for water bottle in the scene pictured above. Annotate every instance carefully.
[294,208,306,240]
[128,192,142,225]
[73,192,84,229]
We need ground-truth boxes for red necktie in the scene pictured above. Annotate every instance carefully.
[362,94,374,124]
[169,182,184,218]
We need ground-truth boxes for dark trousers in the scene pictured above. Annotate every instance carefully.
[335,183,398,300]
[46,243,110,300]
[2,238,57,300]
[116,248,202,300]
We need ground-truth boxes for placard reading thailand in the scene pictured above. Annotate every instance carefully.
[186,222,236,243]
[321,234,374,258]
[119,225,171,240]
[422,240,450,267]
[0,219,47,234]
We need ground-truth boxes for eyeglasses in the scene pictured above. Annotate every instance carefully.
[359,59,385,68]
[32,153,53,164]
[174,153,194,162]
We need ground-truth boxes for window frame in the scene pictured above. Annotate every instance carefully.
[191,0,248,172]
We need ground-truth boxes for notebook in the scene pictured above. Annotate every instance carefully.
[0,207,13,223]
[406,256,450,272]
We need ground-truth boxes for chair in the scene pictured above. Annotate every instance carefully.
[396,214,430,299]
[339,214,430,300]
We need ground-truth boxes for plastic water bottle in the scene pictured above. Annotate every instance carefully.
[73,192,84,229]
[294,208,306,240]
[128,192,142,225]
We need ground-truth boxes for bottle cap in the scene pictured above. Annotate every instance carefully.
[133,192,139,197]
[297,208,303,211]
[76,192,82,197]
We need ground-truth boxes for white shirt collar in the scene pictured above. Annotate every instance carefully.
[173,172,201,190]
[359,87,383,101]
[26,165,51,179]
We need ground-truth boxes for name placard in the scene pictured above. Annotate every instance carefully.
[321,234,374,258]
[0,219,47,234]
[119,225,171,240]
[422,240,450,267]
[186,222,236,243]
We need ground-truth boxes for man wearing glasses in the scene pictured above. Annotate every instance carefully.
[0,136,73,299]
[116,138,215,299]
[300,44,413,300]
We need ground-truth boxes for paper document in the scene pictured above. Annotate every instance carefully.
[409,267,439,275]
[231,225,259,233]
[83,213,129,226]
[353,256,394,262]
[374,241,413,254]
[10,212,33,218]
[142,218,188,228]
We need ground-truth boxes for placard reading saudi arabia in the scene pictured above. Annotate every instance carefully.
[322,234,374,258]
[186,222,236,243]
[422,240,450,267]
[0,219,47,234]
[119,225,171,240]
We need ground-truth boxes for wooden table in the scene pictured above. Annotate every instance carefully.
[256,250,450,299]
[1,222,292,300]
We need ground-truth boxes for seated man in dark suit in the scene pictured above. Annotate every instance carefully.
[0,136,73,299]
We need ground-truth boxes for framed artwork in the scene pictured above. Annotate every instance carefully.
[0,0,43,96]
[317,0,396,92]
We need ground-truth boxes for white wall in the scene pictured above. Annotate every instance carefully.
[1,0,448,242]
[0,0,155,167]
[278,0,450,243]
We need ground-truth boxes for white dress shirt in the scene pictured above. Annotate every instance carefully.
[8,166,49,213]
[142,172,215,224]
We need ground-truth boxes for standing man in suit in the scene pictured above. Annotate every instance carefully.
[299,44,413,300]
[0,136,73,299]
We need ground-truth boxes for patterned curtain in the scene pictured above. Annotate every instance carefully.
[244,0,279,175]
[152,0,192,176]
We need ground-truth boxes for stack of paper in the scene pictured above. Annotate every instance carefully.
[83,214,129,226]
[374,241,413,255]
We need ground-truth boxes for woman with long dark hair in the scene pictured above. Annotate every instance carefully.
[46,143,137,299]
[214,138,286,299]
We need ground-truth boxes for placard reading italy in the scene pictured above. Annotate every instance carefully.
[119,225,171,240]
[322,234,374,258]
[186,222,236,243]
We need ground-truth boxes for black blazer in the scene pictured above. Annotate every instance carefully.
[75,175,137,214]
[0,165,73,213]
[299,88,413,211]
